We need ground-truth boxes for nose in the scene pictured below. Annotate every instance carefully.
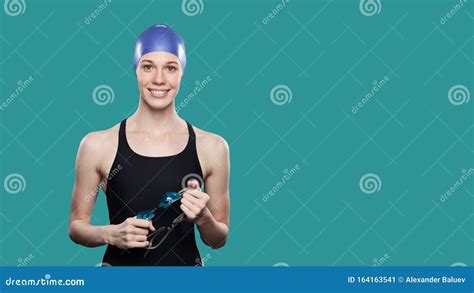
[153,68,165,85]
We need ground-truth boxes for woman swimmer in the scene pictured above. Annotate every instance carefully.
[68,24,230,266]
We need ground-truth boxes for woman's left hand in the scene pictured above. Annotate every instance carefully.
[180,179,210,223]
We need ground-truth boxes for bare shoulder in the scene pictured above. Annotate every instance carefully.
[193,126,230,178]
[77,123,121,176]
[193,126,229,154]
[79,123,119,153]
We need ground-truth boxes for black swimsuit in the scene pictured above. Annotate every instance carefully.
[102,118,203,266]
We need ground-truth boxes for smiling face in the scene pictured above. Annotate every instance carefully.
[136,51,183,110]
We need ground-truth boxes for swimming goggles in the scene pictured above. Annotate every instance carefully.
[136,188,187,255]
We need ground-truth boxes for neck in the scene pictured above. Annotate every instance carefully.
[128,98,183,134]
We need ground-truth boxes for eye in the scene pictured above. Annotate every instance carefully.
[166,66,177,73]
[142,64,153,71]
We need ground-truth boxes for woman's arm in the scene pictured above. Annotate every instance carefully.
[69,132,155,249]
[69,132,110,247]
[182,134,230,249]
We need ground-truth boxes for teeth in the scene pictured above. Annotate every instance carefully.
[150,90,169,97]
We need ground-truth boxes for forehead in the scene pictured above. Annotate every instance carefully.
[139,51,179,64]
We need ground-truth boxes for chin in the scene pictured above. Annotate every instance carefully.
[143,95,174,110]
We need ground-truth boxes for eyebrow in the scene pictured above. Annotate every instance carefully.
[140,59,178,65]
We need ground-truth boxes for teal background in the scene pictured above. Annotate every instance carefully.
[0,0,472,266]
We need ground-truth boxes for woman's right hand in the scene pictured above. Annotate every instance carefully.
[105,217,156,250]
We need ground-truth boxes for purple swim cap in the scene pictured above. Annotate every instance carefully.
[133,24,186,72]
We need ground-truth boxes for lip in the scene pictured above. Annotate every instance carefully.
[148,88,170,98]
